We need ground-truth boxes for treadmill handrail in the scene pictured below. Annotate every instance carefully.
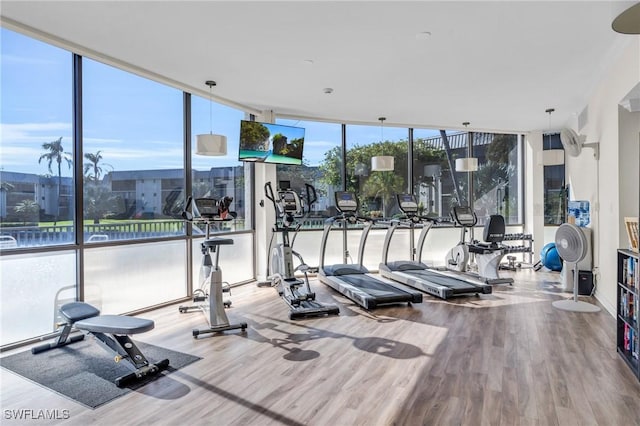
[319,212,374,271]
[381,214,437,265]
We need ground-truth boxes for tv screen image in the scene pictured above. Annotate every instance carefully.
[238,120,305,165]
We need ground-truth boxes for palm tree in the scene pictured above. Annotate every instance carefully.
[83,150,112,183]
[362,171,405,218]
[82,151,115,224]
[39,137,72,225]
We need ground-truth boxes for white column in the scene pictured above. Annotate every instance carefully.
[525,131,544,263]
[253,110,277,281]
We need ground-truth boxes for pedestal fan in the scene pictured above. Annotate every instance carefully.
[552,223,601,312]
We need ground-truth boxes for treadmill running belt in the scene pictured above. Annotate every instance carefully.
[406,269,481,293]
[338,274,410,298]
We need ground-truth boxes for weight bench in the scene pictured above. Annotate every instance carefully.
[31,302,170,387]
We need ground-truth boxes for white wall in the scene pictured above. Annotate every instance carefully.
[618,103,640,245]
[576,37,640,315]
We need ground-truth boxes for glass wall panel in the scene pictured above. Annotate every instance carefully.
[421,227,466,268]
[412,129,459,218]
[84,240,186,313]
[0,251,76,345]
[191,232,254,289]
[0,28,74,248]
[472,132,522,225]
[346,124,408,218]
[543,133,566,225]
[82,59,184,242]
[275,119,343,226]
[191,96,250,234]
[413,130,523,225]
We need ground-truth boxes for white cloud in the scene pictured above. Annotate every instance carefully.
[0,54,58,66]
[106,147,184,160]
[0,122,72,142]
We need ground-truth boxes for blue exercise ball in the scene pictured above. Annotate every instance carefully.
[540,243,563,271]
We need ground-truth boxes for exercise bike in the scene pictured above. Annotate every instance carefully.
[260,181,339,320]
[179,195,247,337]
[445,205,513,285]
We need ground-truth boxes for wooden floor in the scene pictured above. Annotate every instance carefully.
[2,269,640,425]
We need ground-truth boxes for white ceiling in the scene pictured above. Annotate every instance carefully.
[1,1,634,133]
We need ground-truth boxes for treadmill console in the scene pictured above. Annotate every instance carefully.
[451,206,477,227]
[397,194,418,214]
[335,192,358,213]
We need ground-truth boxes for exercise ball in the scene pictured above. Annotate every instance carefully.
[540,243,563,271]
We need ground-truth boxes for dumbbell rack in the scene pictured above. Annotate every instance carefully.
[502,233,534,265]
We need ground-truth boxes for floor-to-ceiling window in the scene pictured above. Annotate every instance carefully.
[274,119,342,220]
[0,29,74,247]
[82,58,185,241]
[472,132,522,225]
[344,123,409,270]
[0,27,256,347]
[81,58,188,313]
[191,95,254,285]
[274,119,342,269]
[0,28,76,344]
[543,133,566,225]
[412,129,460,218]
[345,123,409,218]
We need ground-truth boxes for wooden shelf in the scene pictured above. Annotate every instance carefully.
[617,249,640,382]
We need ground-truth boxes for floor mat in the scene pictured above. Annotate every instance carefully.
[0,338,201,409]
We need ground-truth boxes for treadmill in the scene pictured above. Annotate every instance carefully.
[318,191,423,310]
[378,193,492,300]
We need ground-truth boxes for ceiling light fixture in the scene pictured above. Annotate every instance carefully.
[455,121,478,172]
[371,117,394,171]
[542,108,564,166]
[196,80,227,156]
[455,157,478,172]
[612,2,640,34]
[415,31,432,40]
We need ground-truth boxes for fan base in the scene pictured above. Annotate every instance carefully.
[552,299,601,313]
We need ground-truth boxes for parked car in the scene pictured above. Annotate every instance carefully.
[0,236,18,249]
[86,234,109,243]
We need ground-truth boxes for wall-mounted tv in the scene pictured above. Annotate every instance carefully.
[238,120,305,165]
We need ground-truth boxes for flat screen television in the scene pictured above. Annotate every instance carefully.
[238,120,305,165]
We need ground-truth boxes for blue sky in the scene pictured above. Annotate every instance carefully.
[1,27,441,177]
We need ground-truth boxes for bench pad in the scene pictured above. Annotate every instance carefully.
[60,302,101,322]
[74,315,155,335]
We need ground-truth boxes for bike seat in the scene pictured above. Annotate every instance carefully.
[203,238,234,247]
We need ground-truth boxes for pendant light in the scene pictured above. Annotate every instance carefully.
[371,117,394,171]
[196,80,227,156]
[455,122,479,172]
[542,108,564,166]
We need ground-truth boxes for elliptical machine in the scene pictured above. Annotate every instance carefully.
[179,196,247,338]
[260,181,339,320]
